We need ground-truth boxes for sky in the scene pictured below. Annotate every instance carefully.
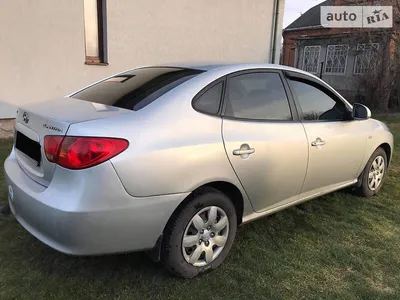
[283,0,325,28]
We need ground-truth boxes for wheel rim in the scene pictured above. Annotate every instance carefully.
[368,155,385,191]
[182,206,229,267]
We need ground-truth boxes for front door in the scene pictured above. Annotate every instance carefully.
[222,71,308,212]
[286,76,367,197]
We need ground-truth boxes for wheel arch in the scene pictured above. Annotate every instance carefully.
[356,142,392,186]
[202,181,244,225]
[379,142,392,167]
[146,181,245,263]
[166,181,245,229]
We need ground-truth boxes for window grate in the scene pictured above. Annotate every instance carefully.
[324,45,349,74]
[302,46,321,74]
[354,43,379,75]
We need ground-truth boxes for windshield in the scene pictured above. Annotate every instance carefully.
[70,67,204,111]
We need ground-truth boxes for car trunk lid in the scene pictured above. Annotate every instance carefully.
[14,97,131,187]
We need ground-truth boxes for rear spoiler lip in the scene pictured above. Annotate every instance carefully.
[65,65,204,99]
[65,66,149,98]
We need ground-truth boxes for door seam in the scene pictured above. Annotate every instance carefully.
[298,122,310,196]
[220,118,257,212]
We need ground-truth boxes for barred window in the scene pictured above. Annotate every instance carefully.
[354,43,379,75]
[324,45,349,74]
[302,46,321,74]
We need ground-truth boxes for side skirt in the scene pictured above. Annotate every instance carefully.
[241,179,357,225]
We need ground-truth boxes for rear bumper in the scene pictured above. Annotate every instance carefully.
[4,150,188,255]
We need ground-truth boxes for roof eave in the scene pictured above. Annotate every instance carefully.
[283,25,324,32]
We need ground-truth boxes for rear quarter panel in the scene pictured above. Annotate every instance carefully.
[66,72,255,216]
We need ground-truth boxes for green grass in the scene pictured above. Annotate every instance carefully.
[0,118,399,300]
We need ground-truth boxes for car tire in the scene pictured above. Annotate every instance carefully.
[354,147,387,197]
[161,187,237,278]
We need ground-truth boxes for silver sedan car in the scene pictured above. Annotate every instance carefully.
[4,64,394,278]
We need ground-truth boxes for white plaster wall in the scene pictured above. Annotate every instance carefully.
[0,0,284,118]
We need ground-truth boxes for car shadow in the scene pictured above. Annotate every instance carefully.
[22,238,169,279]
[3,188,369,283]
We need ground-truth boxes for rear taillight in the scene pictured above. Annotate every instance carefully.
[44,136,129,170]
[44,136,64,162]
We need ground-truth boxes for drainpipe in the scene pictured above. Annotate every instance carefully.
[320,62,324,79]
[269,0,280,64]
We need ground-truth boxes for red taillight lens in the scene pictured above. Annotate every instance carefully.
[44,136,129,170]
[44,136,64,162]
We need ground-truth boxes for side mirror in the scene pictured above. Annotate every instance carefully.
[352,103,371,120]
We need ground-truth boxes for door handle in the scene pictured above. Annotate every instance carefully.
[233,148,255,155]
[311,138,326,147]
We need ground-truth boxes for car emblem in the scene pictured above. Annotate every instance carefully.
[23,112,29,124]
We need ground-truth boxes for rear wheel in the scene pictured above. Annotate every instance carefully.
[161,187,237,278]
[354,147,387,197]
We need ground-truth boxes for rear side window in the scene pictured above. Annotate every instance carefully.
[193,82,223,114]
[71,67,204,111]
[225,72,292,121]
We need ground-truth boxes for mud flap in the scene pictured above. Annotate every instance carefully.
[145,234,163,262]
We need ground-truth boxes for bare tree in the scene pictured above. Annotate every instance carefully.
[349,0,400,112]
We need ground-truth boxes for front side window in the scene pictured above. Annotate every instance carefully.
[71,67,204,110]
[302,46,321,74]
[289,79,350,121]
[325,45,349,74]
[225,72,292,121]
[354,43,379,75]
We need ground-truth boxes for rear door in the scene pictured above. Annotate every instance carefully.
[285,72,367,197]
[222,70,308,212]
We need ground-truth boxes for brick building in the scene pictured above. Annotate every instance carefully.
[282,0,400,109]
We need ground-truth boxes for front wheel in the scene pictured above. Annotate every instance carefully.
[161,187,237,278]
[354,147,387,197]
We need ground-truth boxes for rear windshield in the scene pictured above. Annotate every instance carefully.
[70,67,204,111]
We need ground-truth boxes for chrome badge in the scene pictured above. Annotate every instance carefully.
[22,112,29,124]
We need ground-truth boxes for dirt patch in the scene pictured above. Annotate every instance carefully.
[367,276,394,294]
[0,119,14,139]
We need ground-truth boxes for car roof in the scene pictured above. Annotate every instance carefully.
[118,63,346,102]
[155,62,319,77]
[147,63,321,80]
[151,63,352,108]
